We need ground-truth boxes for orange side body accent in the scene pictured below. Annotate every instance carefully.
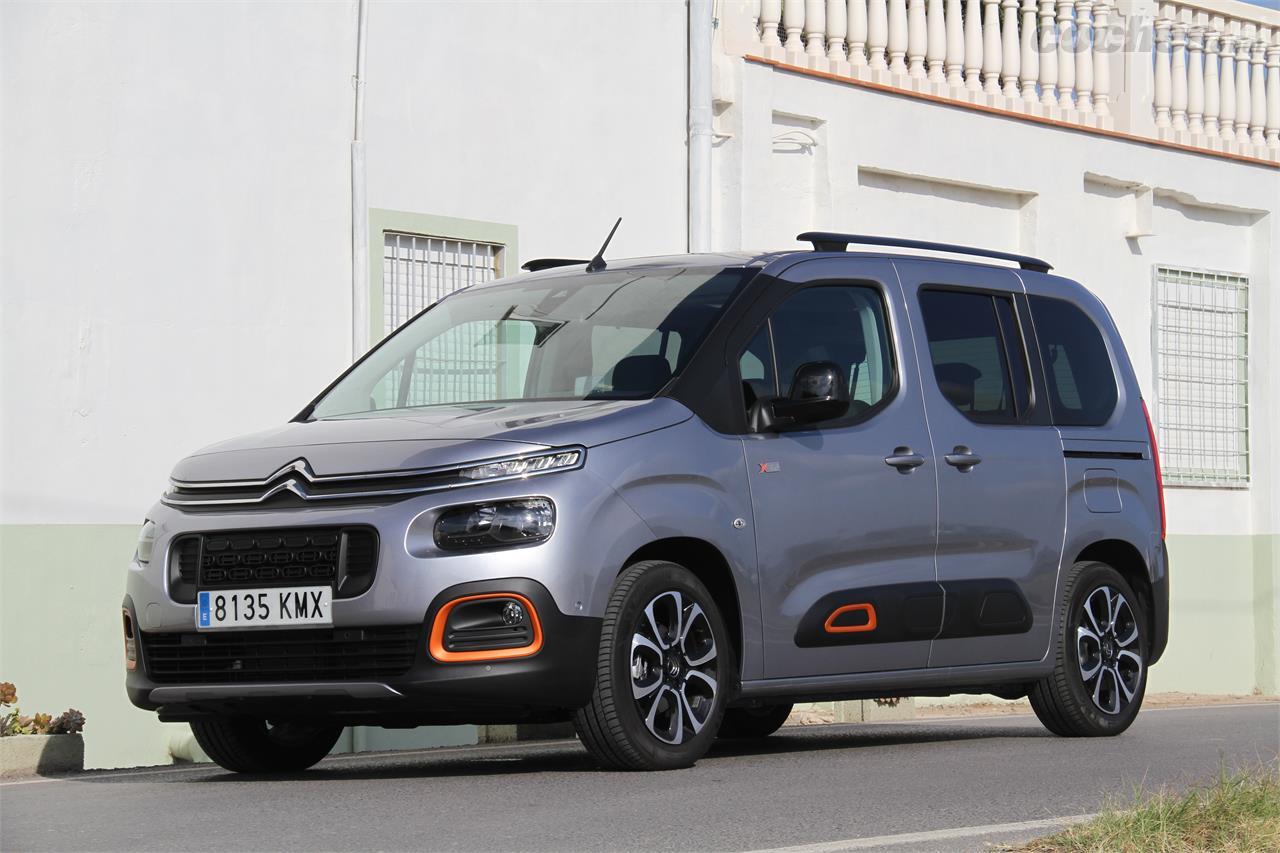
[824,603,878,634]
[428,592,544,663]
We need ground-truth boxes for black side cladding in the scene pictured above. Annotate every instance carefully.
[794,579,1032,647]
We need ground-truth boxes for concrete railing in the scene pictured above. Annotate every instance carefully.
[722,0,1280,160]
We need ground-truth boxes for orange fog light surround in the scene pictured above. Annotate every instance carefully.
[823,603,877,634]
[428,592,544,663]
[122,608,138,671]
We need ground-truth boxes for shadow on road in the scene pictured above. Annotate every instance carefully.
[71,720,1049,784]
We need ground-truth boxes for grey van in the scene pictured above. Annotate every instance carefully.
[124,233,1169,772]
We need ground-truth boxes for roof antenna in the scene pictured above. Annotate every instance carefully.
[586,217,622,273]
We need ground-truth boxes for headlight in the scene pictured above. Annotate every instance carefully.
[134,520,157,564]
[458,449,583,481]
[434,498,555,551]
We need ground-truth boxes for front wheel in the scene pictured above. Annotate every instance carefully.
[1030,561,1148,737]
[573,560,734,770]
[190,717,343,773]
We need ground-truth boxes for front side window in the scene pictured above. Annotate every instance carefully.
[311,266,754,419]
[738,285,895,420]
[919,289,1030,424]
[1028,295,1118,427]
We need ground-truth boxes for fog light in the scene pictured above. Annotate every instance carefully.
[122,609,137,671]
[434,498,555,551]
[501,601,525,626]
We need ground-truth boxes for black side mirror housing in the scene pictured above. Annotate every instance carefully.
[751,361,850,431]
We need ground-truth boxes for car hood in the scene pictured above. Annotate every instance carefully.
[170,398,693,482]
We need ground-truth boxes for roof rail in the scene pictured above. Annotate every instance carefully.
[796,232,1053,273]
[520,258,589,273]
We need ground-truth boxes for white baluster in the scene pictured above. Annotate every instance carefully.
[1057,0,1075,108]
[1204,20,1221,137]
[1153,14,1172,128]
[908,0,928,77]
[868,0,889,68]
[1170,19,1188,130]
[828,0,849,60]
[1235,29,1253,142]
[751,0,763,43]
[1075,0,1093,112]
[983,0,1003,94]
[1092,0,1110,116]
[965,0,984,90]
[783,0,807,54]
[889,0,910,74]
[805,0,828,56]
[1267,36,1280,147]
[848,0,869,65]
[944,0,964,86]
[1020,0,1039,102]
[761,0,784,47]
[1219,25,1237,141]
[1002,0,1021,98]
[1187,23,1205,134]
[1039,0,1059,107]
[1249,31,1266,146]
[926,0,946,81]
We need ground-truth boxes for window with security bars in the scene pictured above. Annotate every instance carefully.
[381,233,505,406]
[1155,266,1249,487]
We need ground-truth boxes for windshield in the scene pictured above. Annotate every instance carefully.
[310,265,755,419]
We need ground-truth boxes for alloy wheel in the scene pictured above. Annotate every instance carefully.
[629,590,719,744]
[1076,585,1143,715]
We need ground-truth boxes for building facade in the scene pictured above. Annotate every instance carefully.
[1,0,1276,768]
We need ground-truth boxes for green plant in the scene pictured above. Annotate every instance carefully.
[0,682,85,736]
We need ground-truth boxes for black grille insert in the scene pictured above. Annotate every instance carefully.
[168,526,378,604]
[141,625,419,684]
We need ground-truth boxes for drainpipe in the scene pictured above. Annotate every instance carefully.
[351,0,370,360]
[688,0,713,253]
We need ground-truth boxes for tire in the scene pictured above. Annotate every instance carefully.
[573,560,734,770]
[718,704,793,739]
[1030,561,1149,737]
[190,716,343,773]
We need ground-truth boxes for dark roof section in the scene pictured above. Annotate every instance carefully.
[520,258,589,272]
[796,232,1053,273]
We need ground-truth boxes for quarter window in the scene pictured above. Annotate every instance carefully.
[738,285,894,421]
[920,290,1030,424]
[1028,295,1118,427]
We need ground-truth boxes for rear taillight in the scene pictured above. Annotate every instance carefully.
[1141,399,1166,540]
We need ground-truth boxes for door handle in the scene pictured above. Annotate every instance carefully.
[944,445,982,472]
[884,446,926,473]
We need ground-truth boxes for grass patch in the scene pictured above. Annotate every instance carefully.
[1017,763,1280,852]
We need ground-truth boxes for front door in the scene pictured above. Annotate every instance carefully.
[741,259,942,680]
[894,260,1066,667]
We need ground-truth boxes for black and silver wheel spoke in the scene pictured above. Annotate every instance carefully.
[631,589,719,745]
[1077,586,1143,716]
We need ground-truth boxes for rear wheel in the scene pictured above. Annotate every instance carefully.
[573,560,733,770]
[718,704,793,739]
[1030,561,1148,737]
[190,717,342,773]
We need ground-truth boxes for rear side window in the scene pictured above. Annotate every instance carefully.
[1028,296,1117,426]
[919,289,1030,424]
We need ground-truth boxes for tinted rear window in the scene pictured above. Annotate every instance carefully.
[1029,295,1117,426]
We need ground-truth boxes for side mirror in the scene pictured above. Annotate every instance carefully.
[752,361,850,430]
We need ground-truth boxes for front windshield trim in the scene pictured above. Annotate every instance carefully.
[297,265,755,422]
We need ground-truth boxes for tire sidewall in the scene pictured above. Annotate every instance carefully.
[607,562,734,769]
[1060,563,1149,734]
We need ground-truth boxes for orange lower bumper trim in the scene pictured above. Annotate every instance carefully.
[428,592,544,663]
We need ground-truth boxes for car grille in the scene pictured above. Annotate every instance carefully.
[141,626,419,684]
[169,526,378,604]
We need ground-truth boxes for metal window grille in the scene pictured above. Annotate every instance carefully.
[382,233,504,405]
[1154,266,1249,487]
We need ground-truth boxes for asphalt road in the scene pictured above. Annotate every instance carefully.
[2,704,1276,852]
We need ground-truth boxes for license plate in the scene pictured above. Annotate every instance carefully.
[196,586,332,630]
